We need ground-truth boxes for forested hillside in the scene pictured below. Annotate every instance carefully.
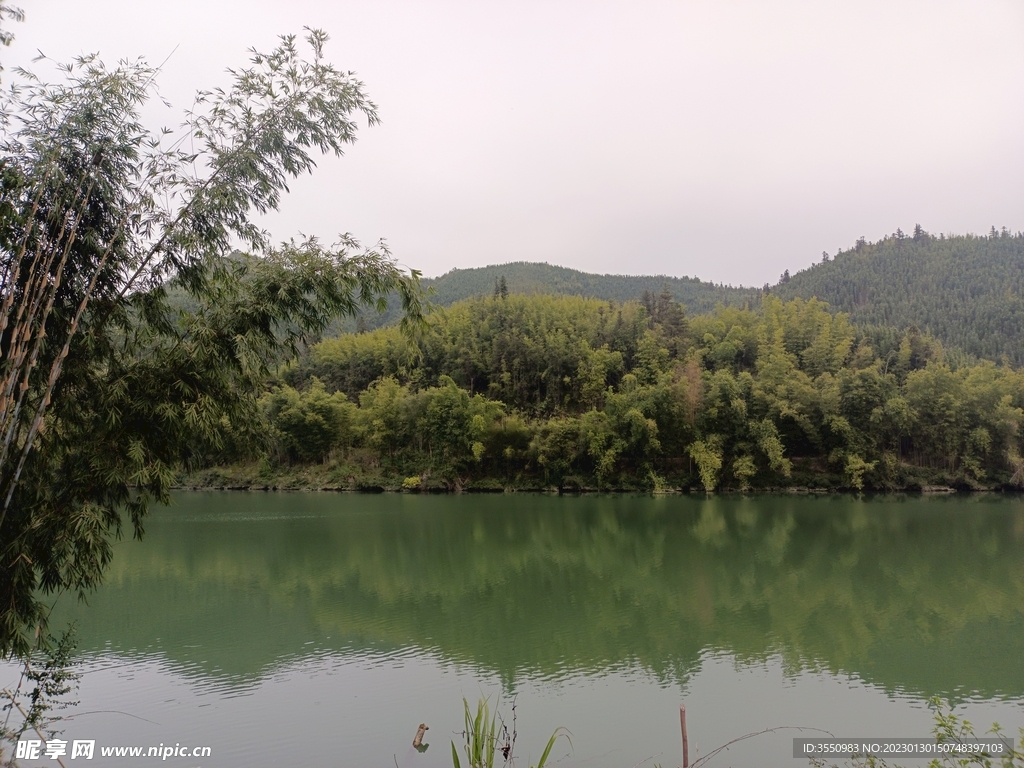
[425,262,756,311]
[774,227,1024,363]
[192,292,1024,493]
[344,229,1024,364]
[345,261,757,332]
[186,227,1024,493]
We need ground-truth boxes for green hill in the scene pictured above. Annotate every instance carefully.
[339,261,758,334]
[415,229,1024,364]
[775,227,1024,363]
[309,227,1024,364]
[424,261,756,311]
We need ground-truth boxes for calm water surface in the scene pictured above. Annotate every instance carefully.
[5,492,1024,767]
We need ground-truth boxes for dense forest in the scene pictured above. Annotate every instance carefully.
[775,227,1024,363]
[338,261,756,333]
[425,262,756,315]
[342,228,1024,365]
[191,286,1024,493]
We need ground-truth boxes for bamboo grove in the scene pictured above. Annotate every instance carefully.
[193,290,1024,493]
[0,33,422,658]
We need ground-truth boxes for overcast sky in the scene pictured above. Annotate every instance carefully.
[5,1,1024,285]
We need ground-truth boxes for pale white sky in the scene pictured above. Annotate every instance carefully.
[5,0,1024,285]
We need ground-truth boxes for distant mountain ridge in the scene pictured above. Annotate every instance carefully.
[338,260,757,335]
[774,228,1024,363]
[423,261,757,312]
[344,228,1024,364]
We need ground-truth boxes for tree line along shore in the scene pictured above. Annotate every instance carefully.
[183,289,1024,494]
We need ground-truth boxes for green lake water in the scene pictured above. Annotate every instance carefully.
[5,492,1024,767]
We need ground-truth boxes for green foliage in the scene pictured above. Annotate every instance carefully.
[689,436,724,491]
[451,697,567,768]
[341,261,757,333]
[287,223,1024,374]
[324,230,1024,367]
[262,378,355,463]
[452,697,499,768]
[357,376,415,458]
[776,229,1024,364]
[842,454,876,491]
[264,290,1024,493]
[424,263,753,313]
[0,33,422,658]
[418,376,504,484]
[0,625,80,762]
[732,454,757,489]
[301,324,418,395]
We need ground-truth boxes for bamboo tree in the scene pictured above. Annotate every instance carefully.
[0,31,423,659]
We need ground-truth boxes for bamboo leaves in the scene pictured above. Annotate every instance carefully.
[0,31,422,659]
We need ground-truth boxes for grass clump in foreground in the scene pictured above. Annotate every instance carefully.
[451,697,569,768]
[449,696,1022,768]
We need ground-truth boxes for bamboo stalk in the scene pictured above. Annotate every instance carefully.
[680,704,689,768]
